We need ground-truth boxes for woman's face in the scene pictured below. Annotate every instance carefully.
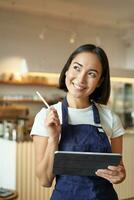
[65,52,103,100]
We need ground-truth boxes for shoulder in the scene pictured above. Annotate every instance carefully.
[96,103,125,138]
[97,103,118,121]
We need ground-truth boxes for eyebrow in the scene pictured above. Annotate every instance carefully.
[73,62,83,67]
[73,62,99,73]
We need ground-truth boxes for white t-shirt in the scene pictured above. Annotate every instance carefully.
[30,102,125,138]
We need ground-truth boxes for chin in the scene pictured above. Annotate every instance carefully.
[71,93,86,99]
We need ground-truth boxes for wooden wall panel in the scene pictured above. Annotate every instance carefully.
[114,134,134,199]
[16,142,53,200]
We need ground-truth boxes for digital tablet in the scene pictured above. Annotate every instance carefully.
[53,151,122,176]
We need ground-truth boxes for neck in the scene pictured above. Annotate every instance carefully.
[66,94,91,108]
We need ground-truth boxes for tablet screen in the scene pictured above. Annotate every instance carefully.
[53,151,122,176]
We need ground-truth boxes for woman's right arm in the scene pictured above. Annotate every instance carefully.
[32,107,61,187]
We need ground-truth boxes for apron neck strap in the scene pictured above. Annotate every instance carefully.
[91,100,101,124]
[61,97,68,126]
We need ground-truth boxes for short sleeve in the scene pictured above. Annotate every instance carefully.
[111,113,125,138]
[30,108,49,137]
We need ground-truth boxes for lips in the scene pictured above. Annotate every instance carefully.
[73,82,86,90]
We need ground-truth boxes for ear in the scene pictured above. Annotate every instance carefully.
[97,77,104,88]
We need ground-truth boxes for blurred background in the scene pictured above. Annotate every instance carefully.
[0,0,134,199]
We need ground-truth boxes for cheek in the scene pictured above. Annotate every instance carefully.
[65,73,70,87]
[65,71,69,84]
[65,70,71,79]
[65,70,74,81]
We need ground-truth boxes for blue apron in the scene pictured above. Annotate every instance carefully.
[50,98,118,200]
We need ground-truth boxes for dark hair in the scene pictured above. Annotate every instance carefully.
[59,44,110,105]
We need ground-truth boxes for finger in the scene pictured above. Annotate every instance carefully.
[96,169,125,184]
[95,171,112,181]
[50,116,59,124]
[53,118,60,127]
[108,165,123,173]
[48,110,59,121]
[47,107,57,116]
[109,175,123,184]
[96,171,120,183]
[50,110,60,121]
[108,165,119,170]
[96,169,112,175]
[96,169,118,177]
[50,107,58,115]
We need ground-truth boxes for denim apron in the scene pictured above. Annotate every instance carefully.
[50,98,118,200]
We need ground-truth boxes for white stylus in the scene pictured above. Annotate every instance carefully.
[36,91,50,108]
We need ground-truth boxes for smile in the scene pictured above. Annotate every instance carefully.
[73,83,86,90]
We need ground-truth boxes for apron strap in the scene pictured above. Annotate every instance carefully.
[61,97,68,126]
[92,101,101,125]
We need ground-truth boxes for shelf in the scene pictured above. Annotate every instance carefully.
[0,72,60,86]
[0,99,43,103]
[0,80,58,87]
[0,105,29,119]
[0,98,59,105]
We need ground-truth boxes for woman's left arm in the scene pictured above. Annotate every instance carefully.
[96,135,126,184]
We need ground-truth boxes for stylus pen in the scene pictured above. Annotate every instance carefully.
[36,91,50,108]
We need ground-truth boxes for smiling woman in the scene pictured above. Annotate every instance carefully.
[64,52,103,107]
[31,44,126,200]
[59,44,111,105]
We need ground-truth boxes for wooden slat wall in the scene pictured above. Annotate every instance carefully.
[16,134,134,200]
[114,134,134,199]
[16,141,53,200]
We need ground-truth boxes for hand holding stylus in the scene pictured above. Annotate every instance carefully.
[36,91,61,139]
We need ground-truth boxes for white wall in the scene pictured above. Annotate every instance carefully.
[0,138,16,190]
[0,9,129,74]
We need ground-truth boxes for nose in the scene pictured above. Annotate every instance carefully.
[77,71,86,84]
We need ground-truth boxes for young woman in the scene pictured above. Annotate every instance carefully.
[31,44,126,200]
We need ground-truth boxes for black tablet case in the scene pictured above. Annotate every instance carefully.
[53,151,122,176]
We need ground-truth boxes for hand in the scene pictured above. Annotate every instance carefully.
[45,107,61,140]
[95,164,126,184]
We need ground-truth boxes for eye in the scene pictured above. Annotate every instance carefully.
[73,65,81,72]
[88,72,97,78]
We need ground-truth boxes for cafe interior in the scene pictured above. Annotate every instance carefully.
[0,0,134,199]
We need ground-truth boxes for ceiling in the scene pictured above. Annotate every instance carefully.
[0,0,134,31]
